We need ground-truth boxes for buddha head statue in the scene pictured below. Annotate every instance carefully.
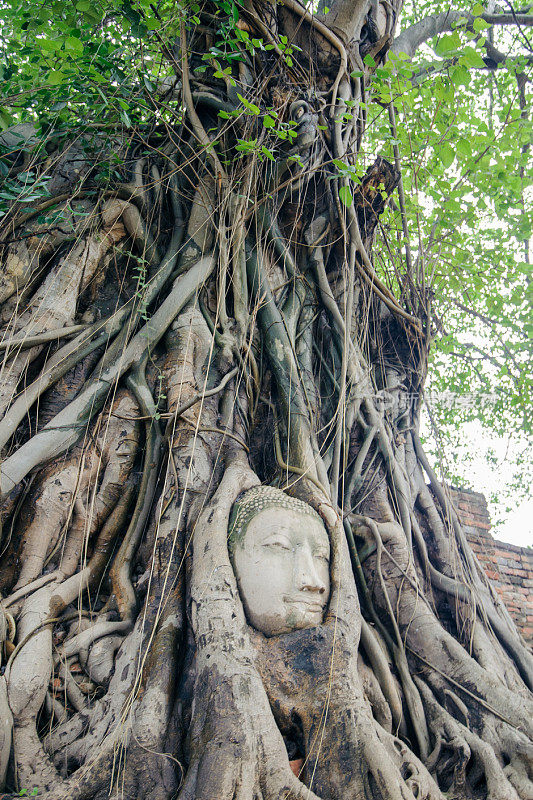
[228,486,330,636]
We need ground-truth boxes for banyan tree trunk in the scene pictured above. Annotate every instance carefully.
[0,0,531,798]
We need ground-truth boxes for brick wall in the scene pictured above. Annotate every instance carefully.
[448,487,533,648]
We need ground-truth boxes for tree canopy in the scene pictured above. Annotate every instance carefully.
[1,0,531,521]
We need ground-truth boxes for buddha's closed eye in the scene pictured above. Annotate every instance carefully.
[263,537,291,550]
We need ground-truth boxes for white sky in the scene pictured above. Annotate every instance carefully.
[498,499,533,547]
[427,419,532,548]
[456,422,532,548]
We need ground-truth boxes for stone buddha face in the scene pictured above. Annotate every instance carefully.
[228,487,330,636]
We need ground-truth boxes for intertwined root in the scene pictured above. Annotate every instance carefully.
[180,667,323,800]
[180,458,319,800]
[1,392,139,792]
[10,391,139,593]
[0,201,128,418]
[417,678,533,800]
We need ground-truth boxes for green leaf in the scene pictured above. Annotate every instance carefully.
[65,36,84,54]
[460,46,486,68]
[456,138,472,158]
[237,93,260,115]
[40,38,61,53]
[0,109,14,130]
[435,32,461,55]
[263,115,275,128]
[450,64,470,86]
[437,142,455,169]
[473,17,490,31]
[143,76,155,93]
[47,70,64,85]
[235,138,257,152]
[339,185,353,207]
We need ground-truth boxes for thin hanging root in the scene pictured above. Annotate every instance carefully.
[57,661,88,713]
[109,363,162,620]
[59,391,140,577]
[0,321,109,452]
[12,456,84,591]
[3,573,59,612]
[412,432,533,690]
[0,196,170,451]
[159,365,238,424]
[101,198,159,264]
[281,0,348,108]
[0,200,182,454]
[58,620,131,661]
[0,198,97,307]
[359,618,405,734]
[352,509,533,742]
[84,634,124,685]
[352,514,431,759]
[411,508,533,692]
[5,486,134,791]
[356,725,443,800]
[344,423,377,506]
[0,323,87,352]
[358,653,393,731]
[181,28,229,188]
[246,239,318,480]
[272,406,329,495]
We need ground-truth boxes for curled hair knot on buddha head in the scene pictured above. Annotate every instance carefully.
[227,485,324,557]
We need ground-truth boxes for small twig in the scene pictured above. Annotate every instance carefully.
[180,25,229,188]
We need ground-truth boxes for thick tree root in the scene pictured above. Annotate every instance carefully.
[417,677,533,800]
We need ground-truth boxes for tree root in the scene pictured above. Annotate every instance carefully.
[5,476,135,792]
[181,455,325,800]
[9,391,139,591]
[0,201,127,417]
[417,676,533,800]
[0,251,215,497]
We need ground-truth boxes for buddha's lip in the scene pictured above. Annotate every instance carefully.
[283,597,324,612]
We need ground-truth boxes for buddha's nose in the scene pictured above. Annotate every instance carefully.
[296,547,326,594]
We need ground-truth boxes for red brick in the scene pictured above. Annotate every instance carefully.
[461,517,491,530]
